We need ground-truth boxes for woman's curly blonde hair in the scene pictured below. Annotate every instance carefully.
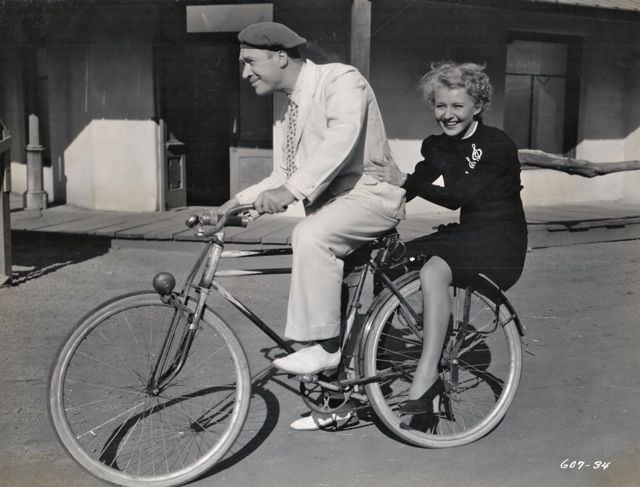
[419,61,493,112]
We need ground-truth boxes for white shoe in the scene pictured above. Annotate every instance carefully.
[290,411,357,431]
[272,344,341,375]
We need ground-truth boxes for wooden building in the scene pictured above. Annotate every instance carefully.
[0,0,638,213]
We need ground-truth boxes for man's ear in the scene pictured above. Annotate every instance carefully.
[277,50,289,68]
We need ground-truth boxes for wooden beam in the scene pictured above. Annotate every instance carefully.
[519,149,640,178]
[0,130,12,285]
[351,0,371,79]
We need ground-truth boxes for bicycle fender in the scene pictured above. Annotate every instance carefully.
[473,274,526,338]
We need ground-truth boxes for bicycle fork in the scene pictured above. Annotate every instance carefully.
[146,237,225,395]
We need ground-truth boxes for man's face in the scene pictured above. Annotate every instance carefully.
[239,48,284,96]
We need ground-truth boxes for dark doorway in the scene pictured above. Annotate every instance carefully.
[504,32,581,156]
[156,35,237,206]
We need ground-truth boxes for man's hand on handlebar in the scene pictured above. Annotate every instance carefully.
[216,197,240,220]
[254,186,296,214]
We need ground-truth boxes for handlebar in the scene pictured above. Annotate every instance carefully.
[185,204,255,237]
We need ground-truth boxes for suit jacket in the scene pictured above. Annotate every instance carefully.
[235,59,404,215]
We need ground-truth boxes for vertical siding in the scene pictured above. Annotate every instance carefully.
[370,0,639,209]
[372,2,637,146]
[276,0,350,63]
[0,49,27,166]
[44,4,157,208]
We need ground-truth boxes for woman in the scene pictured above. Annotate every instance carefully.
[365,61,527,420]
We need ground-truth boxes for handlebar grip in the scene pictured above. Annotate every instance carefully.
[226,215,250,227]
[185,205,253,232]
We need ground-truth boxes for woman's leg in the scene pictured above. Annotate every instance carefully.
[408,256,453,399]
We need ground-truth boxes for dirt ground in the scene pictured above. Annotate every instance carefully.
[1,231,639,487]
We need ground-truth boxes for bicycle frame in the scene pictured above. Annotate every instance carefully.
[146,206,417,396]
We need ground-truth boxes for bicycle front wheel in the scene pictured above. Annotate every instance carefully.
[49,291,251,487]
[363,272,522,448]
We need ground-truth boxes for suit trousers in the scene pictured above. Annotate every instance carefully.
[285,183,404,341]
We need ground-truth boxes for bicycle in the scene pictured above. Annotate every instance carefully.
[48,205,526,487]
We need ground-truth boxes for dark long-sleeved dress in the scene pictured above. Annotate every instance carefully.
[403,123,528,290]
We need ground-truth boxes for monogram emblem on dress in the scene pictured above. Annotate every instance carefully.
[465,143,483,169]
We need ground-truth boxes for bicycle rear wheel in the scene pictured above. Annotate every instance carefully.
[49,291,251,487]
[363,271,522,448]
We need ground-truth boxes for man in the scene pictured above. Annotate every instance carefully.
[220,22,405,428]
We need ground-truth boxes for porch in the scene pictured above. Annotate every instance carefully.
[9,194,640,251]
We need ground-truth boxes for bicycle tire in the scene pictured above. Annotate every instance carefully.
[363,271,522,448]
[49,291,251,487]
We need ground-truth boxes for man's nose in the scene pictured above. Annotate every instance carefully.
[241,63,251,79]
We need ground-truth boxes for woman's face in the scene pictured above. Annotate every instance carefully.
[432,86,482,138]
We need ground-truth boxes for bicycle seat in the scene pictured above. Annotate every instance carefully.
[371,229,400,250]
[344,229,401,272]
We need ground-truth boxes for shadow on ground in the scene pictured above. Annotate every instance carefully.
[8,231,111,287]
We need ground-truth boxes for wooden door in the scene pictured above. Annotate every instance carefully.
[157,37,237,206]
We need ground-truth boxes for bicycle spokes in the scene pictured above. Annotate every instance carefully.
[363,273,522,447]
[49,293,251,485]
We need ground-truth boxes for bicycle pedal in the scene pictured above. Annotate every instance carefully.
[300,367,338,383]
[318,367,339,379]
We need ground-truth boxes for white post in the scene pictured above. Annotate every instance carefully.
[23,113,48,210]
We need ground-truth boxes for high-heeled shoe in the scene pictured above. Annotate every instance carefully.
[397,378,444,415]
[399,411,438,432]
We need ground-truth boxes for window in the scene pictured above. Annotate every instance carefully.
[186,4,273,33]
[504,34,581,155]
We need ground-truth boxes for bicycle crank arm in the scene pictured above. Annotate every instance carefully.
[303,369,405,392]
[336,371,406,388]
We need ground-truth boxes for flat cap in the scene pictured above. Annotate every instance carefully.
[238,22,306,50]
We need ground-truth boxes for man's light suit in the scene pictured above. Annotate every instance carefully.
[236,59,405,341]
